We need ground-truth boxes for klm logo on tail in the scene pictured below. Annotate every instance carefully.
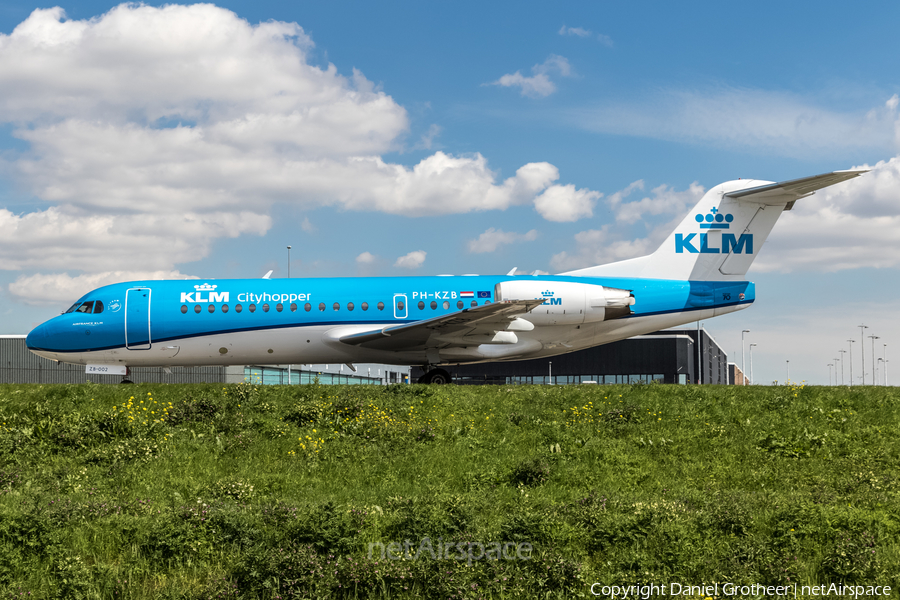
[675,208,753,254]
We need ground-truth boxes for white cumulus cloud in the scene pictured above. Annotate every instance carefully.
[608,180,705,224]
[394,250,426,269]
[9,270,196,306]
[558,25,592,37]
[534,184,601,222]
[487,55,572,99]
[0,4,600,303]
[558,25,613,46]
[467,228,539,253]
[755,158,900,272]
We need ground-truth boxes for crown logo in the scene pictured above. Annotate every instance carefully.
[694,207,733,229]
[194,283,217,291]
[541,290,554,297]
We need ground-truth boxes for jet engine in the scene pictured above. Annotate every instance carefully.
[494,280,634,326]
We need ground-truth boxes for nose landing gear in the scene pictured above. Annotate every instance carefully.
[418,368,452,384]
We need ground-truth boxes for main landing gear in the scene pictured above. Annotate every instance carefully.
[418,368,452,384]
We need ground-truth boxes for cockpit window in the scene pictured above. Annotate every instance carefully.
[92,301,104,314]
[75,301,94,314]
[64,302,80,314]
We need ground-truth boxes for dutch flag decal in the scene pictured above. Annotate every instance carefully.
[460,291,474,298]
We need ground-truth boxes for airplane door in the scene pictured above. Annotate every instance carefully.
[393,294,408,319]
[125,287,151,350]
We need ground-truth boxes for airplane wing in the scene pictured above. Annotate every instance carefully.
[725,169,868,203]
[337,299,545,352]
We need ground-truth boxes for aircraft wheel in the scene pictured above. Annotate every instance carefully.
[119,379,134,384]
[420,368,452,385]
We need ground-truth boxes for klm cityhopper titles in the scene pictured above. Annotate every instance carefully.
[27,169,866,383]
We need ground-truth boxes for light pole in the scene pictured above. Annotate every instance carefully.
[847,340,855,387]
[548,361,552,385]
[884,344,888,386]
[786,360,790,383]
[859,325,868,385]
[749,343,757,385]
[286,245,292,384]
[828,363,833,386]
[697,321,702,385]
[839,349,847,385]
[877,358,884,386]
[869,335,880,385]
[834,357,840,386]
[742,330,750,386]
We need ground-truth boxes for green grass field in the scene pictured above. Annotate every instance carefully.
[0,381,897,599]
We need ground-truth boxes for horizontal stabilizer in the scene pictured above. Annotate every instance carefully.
[725,169,868,203]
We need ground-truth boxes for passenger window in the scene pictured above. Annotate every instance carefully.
[397,301,405,311]
[235,304,243,313]
[208,304,215,313]
[443,301,450,310]
[361,302,368,311]
[470,301,477,307]
[194,305,202,314]
[181,305,188,314]
[290,303,297,312]
[319,303,326,311]
[457,301,463,309]
[249,304,257,313]
[76,301,94,313]
[377,302,385,311]
[93,301,104,314]
[418,301,425,310]
[333,302,340,311]
[305,303,311,312]
[430,301,437,310]
[222,304,229,313]
[347,302,354,311]
[276,303,283,312]
[262,304,270,312]
[483,300,491,305]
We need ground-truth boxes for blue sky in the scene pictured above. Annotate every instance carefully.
[1,0,899,385]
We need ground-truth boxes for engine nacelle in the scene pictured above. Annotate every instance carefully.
[495,280,634,325]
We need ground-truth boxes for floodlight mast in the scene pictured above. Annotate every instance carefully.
[869,335,879,385]
[838,349,847,386]
[749,343,757,385]
[859,325,868,385]
[741,330,750,386]
[847,340,855,387]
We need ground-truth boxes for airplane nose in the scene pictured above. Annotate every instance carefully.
[26,322,51,350]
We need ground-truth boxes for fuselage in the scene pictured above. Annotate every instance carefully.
[26,274,754,368]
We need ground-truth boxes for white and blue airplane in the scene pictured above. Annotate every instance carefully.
[27,169,865,383]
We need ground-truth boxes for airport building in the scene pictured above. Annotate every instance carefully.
[411,328,729,385]
[0,335,409,385]
[2,328,726,386]
[729,363,747,386]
